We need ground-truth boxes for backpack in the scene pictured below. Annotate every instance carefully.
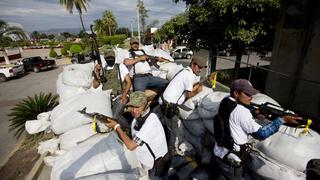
[213,97,237,150]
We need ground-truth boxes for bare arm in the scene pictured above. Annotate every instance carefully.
[92,64,101,89]
[186,84,203,99]
[105,119,138,150]
[123,55,147,66]
[119,74,132,104]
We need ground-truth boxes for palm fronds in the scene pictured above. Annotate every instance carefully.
[8,93,59,138]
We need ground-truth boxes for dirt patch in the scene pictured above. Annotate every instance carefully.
[0,133,55,180]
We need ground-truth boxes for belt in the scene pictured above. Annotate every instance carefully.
[133,73,152,78]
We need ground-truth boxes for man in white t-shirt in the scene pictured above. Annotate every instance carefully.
[93,50,132,119]
[123,37,168,92]
[213,79,301,180]
[105,91,168,178]
[160,55,207,155]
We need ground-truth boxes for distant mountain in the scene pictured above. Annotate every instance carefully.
[39,28,82,35]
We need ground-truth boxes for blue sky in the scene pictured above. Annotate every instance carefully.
[0,0,186,32]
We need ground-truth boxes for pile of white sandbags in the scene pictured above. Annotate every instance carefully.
[56,63,94,103]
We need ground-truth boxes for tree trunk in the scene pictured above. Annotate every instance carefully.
[108,26,112,36]
[233,45,244,79]
[79,13,86,32]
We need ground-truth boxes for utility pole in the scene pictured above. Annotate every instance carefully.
[130,22,134,37]
[136,3,141,44]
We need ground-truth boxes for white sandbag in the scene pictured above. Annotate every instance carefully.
[38,138,60,155]
[202,118,214,135]
[179,87,213,120]
[50,91,112,134]
[113,47,129,64]
[25,112,51,134]
[159,62,184,81]
[154,48,174,62]
[252,126,320,172]
[142,45,155,56]
[151,67,167,79]
[181,118,206,137]
[51,133,140,180]
[248,147,305,180]
[197,91,229,119]
[59,124,96,151]
[62,63,94,88]
[56,73,87,103]
[77,172,139,180]
[252,93,281,106]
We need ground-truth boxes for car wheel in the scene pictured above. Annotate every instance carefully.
[0,74,7,82]
[33,67,40,73]
[186,54,191,59]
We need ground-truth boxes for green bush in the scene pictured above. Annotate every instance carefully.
[61,48,68,56]
[70,44,83,54]
[8,93,59,138]
[49,47,58,58]
[98,34,126,46]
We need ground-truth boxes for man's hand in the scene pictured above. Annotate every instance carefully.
[105,118,118,129]
[282,115,302,124]
[157,57,166,62]
[95,64,102,77]
[137,55,148,62]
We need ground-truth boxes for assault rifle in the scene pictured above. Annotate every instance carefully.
[78,107,131,134]
[247,102,320,133]
[89,25,106,83]
[130,50,163,69]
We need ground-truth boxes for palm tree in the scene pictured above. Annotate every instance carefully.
[59,0,90,32]
[102,10,117,36]
[0,19,28,64]
[93,19,105,36]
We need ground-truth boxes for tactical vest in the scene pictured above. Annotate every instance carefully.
[102,64,126,95]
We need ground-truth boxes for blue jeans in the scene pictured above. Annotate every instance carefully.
[215,156,244,180]
[133,75,168,92]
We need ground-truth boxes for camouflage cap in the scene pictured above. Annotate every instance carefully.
[126,91,147,107]
[130,37,139,44]
[104,50,115,58]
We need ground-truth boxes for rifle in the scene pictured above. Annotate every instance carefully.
[78,107,131,134]
[129,49,162,68]
[246,102,320,134]
[89,25,106,83]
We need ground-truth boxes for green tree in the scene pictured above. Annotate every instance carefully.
[93,19,105,36]
[70,44,83,54]
[102,10,117,36]
[0,19,28,64]
[175,0,280,77]
[49,47,58,58]
[137,0,149,33]
[48,34,55,40]
[116,27,130,36]
[30,31,40,42]
[59,0,90,32]
[61,32,72,38]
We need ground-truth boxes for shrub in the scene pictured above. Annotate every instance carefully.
[8,93,59,138]
[61,48,68,56]
[49,47,58,58]
[98,34,126,46]
[70,44,83,54]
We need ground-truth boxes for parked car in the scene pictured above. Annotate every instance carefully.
[0,64,25,82]
[170,46,193,59]
[71,53,93,64]
[22,56,56,73]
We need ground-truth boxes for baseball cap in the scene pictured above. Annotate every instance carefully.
[126,91,147,107]
[231,79,259,96]
[130,37,139,44]
[192,55,207,68]
[104,50,115,58]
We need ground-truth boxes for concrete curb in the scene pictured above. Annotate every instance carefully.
[25,152,48,180]
[0,136,25,169]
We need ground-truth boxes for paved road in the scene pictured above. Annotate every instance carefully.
[0,63,65,165]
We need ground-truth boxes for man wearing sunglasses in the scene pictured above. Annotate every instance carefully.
[213,79,301,180]
[123,37,168,92]
[93,50,132,119]
[160,55,206,155]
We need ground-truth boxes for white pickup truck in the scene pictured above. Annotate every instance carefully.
[0,64,25,82]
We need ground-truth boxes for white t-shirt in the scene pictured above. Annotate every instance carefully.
[128,50,152,75]
[213,97,261,158]
[106,63,129,82]
[131,109,168,170]
[162,67,197,105]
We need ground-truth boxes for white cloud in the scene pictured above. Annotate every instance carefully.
[0,0,186,31]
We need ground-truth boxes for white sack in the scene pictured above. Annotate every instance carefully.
[113,47,129,64]
[38,138,60,155]
[159,62,184,81]
[142,45,155,56]
[251,93,281,106]
[203,118,214,135]
[25,112,51,134]
[51,91,112,134]
[179,87,213,120]
[252,126,320,172]
[51,133,140,180]
[59,124,96,151]
[77,172,139,180]
[56,73,87,103]
[248,147,306,180]
[154,48,174,62]
[197,91,229,119]
[151,67,167,79]
[62,63,94,88]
